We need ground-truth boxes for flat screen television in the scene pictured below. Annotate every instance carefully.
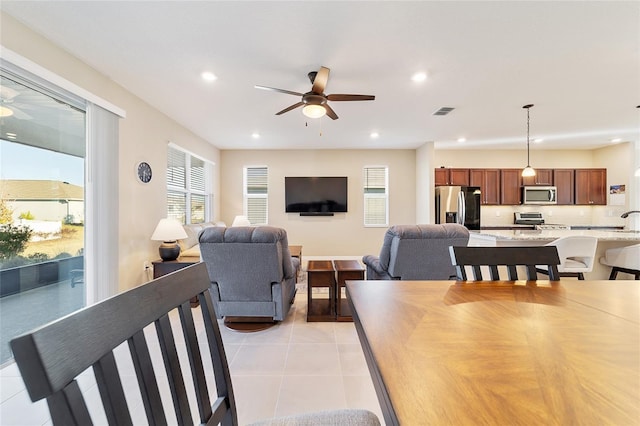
[285,177,348,214]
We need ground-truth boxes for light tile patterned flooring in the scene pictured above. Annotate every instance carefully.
[0,284,384,425]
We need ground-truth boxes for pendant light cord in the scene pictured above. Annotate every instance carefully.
[526,106,530,166]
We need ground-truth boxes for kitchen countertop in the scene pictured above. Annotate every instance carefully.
[471,229,640,242]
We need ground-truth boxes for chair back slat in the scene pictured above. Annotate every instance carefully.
[128,330,168,425]
[178,302,212,423]
[156,313,193,425]
[199,291,237,426]
[10,263,238,426]
[93,351,132,425]
[49,381,92,425]
[449,246,561,281]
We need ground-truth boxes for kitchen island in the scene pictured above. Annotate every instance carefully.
[469,229,640,279]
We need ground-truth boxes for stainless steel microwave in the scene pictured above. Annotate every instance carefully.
[522,186,557,204]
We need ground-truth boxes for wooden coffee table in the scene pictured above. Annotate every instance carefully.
[333,260,364,321]
[306,260,336,321]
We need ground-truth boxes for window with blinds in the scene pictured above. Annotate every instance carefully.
[167,145,212,224]
[244,166,268,225]
[364,166,389,227]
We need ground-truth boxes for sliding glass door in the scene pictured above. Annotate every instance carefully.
[0,72,86,365]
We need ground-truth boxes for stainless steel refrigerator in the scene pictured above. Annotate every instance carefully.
[435,186,481,230]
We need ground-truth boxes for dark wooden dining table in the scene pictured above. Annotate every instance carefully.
[346,280,639,425]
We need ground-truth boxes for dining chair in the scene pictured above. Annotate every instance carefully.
[10,263,380,426]
[535,236,598,280]
[449,246,561,281]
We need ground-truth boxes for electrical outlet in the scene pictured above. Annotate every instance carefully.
[495,211,501,217]
[547,210,553,217]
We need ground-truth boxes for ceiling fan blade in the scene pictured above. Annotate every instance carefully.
[327,94,375,102]
[275,102,304,115]
[324,104,339,120]
[255,85,304,97]
[311,66,330,94]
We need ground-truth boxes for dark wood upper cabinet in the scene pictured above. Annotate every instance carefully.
[575,169,607,205]
[434,168,470,186]
[434,168,448,186]
[470,168,500,205]
[434,167,606,207]
[553,169,575,205]
[500,169,523,205]
[521,169,553,186]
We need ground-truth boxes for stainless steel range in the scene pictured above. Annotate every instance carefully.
[514,212,571,230]
[514,212,545,225]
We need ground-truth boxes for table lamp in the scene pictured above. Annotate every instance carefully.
[151,218,188,261]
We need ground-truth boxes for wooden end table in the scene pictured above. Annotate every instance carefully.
[334,260,364,322]
[306,260,336,322]
[152,258,201,307]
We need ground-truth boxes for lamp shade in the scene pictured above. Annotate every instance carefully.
[231,215,251,227]
[151,218,188,242]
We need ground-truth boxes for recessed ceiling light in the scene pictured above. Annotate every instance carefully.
[201,71,217,82]
[610,138,622,143]
[251,132,260,139]
[457,137,466,143]
[370,132,379,139]
[411,72,427,82]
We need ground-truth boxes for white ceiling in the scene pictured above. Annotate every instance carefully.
[2,1,639,151]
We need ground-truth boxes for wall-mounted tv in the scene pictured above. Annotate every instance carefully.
[285,177,348,215]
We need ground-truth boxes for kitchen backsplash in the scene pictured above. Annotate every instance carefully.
[481,205,629,227]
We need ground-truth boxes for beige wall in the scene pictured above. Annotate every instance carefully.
[220,149,416,257]
[1,13,221,291]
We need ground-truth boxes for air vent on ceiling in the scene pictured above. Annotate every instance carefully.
[433,107,455,116]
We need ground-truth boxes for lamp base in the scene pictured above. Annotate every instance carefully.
[158,241,181,261]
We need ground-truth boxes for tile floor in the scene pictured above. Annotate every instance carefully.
[0,282,384,425]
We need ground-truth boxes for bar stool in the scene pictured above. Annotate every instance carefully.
[600,243,640,280]
[536,236,597,280]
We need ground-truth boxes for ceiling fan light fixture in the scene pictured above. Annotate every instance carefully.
[302,104,326,118]
[0,106,14,117]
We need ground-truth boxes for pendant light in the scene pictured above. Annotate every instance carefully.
[521,104,536,177]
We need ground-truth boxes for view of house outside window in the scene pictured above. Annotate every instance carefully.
[0,73,86,365]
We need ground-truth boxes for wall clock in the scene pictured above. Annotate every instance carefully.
[137,161,152,183]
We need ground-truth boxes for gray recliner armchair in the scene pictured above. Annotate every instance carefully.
[199,226,298,321]
[362,223,470,280]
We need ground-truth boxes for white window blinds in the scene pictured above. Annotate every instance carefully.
[244,166,268,225]
[167,145,212,224]
[364,166,389,227]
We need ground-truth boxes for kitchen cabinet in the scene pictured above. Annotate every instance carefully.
[553,169,575,205]
[521,169,553,186]
[434,168,469,186]
[470,169,500,205]
[575,168,607,205]
[500,169,523,205]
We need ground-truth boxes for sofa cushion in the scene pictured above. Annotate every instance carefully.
[179,222,215,251]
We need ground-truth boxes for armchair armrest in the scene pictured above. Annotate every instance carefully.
[362,255,393,280]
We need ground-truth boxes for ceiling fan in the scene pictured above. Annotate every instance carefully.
[255,66,375,120]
